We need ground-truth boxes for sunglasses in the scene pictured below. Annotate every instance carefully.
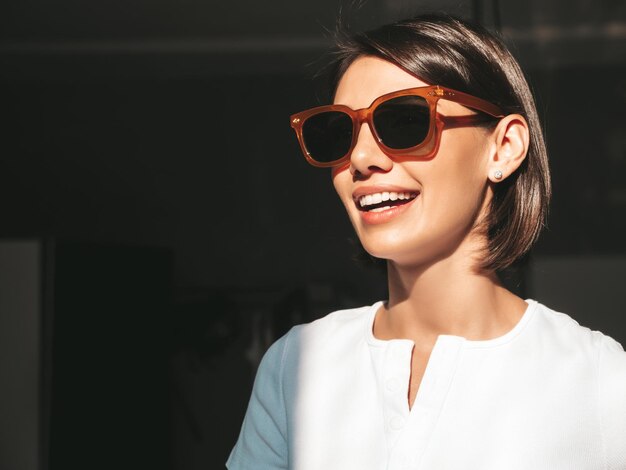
[290,85,505,168]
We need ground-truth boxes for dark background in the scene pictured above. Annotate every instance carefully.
[0,0,625,469]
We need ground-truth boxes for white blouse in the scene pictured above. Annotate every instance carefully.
[227,300,626,469]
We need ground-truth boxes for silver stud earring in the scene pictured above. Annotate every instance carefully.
[494,170,503,180]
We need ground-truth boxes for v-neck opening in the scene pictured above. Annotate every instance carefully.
[364,299,539,461]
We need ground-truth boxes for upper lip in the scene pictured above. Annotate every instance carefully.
[351,184,421,202]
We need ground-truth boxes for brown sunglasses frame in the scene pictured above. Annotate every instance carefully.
[290,85,505,168]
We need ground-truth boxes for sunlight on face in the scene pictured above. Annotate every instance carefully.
[331,56,494,269]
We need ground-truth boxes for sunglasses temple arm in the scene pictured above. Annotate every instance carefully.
[438,87,505,118]
[438,113,500,128]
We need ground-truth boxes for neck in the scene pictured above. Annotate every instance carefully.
[377,254,526,346]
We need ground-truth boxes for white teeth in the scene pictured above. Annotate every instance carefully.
[370,206,392,212]
[358,191,418,208]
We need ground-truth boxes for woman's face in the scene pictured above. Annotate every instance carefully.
[331,56,494,268]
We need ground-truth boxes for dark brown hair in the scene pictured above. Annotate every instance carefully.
[329,14,551,272]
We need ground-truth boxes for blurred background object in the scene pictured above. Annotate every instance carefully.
[0,0,624,468]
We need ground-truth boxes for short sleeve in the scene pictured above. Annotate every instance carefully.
[599,335,626,470]
[226,332,290,470]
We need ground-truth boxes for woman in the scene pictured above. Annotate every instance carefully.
[228,14,626,469]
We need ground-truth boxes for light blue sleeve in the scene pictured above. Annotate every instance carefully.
[226,332,290,469]
[598,335,626,470]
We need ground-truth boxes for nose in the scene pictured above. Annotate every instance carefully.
[349,122,393,177]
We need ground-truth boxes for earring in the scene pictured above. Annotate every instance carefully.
[494,170,503,180]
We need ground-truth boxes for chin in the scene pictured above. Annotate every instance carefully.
[359,237,413,264]
[358,231,467,269]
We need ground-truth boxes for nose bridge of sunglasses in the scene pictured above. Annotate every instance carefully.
[354,107,371,123]
[352,107,383,143]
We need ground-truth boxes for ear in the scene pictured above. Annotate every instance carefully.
[486,114,529,183]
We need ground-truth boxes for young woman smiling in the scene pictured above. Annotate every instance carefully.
[228,14,626,470]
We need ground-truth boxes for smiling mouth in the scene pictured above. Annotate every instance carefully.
[356,191,419,212]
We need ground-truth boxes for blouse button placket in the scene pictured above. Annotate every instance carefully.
[391,336,464,469]
[381,341,413,450]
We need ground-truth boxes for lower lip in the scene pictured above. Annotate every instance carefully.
[359,197,417,225]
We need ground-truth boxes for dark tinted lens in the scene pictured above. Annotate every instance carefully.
[373,95,430,149]
[301,111,353,163]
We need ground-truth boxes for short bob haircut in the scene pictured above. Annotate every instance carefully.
[328,14,551,272]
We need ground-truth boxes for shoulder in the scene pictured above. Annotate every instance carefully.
[257,300,380,371]
[597,330,626,468]
[254,301,381,395]
[598,332,626,388]
[278,302,382,363]
[529,300,624,357]
[522,301,626,395]
[288,301,380,346]
[530,301,626,466]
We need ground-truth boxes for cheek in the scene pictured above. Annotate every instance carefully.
[433,183,486,232]
[439,160,485,207]
[331,168,354,211]
[421,134,490,225]
[332,162,350,189]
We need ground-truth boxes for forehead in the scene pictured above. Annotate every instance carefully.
[334,56,429,108]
